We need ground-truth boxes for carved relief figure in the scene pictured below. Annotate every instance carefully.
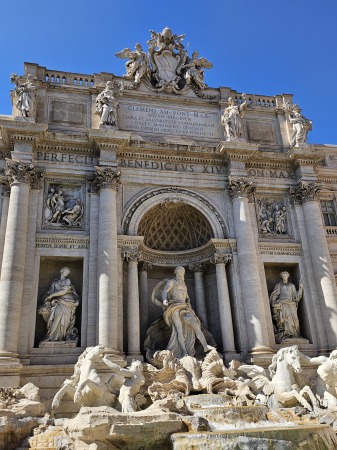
[10,73,36,118]
[221,95,247,140]
[256,199,288,236]
[152,266,213,359]
[44,185,84,228]
[270,271,303,342]
[38,267,79,343]
[285,102,312,147]
[95,81,118,126]
[115,44,149,84]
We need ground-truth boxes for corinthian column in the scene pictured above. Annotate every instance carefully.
[189,263,208,328]
[228,177,272,354]
[291,181,337,348]
[92,167,120,354]
[0,160,43,363]
[210,253,236,358]
[139,261,152,345]
[0,181,10,270]
[123,251,142,360]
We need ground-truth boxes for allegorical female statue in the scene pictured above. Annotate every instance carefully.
[10,73,36,118]
[38,267,79,343]
[270,271,303,342]
[95,81,118,126]
[221,95,247,140]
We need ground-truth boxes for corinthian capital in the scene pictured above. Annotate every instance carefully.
[5,159,44,188]
[139,261,152,272]
[189,263,208,273]
[88,167,121,192]
[228,177,255,199]
[210,253,232,265]
[290,181,322,204]
[122,251,142,262]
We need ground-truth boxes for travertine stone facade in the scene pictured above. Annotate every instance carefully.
[1,28,337,397]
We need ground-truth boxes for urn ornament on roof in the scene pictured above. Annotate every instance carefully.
[116,26,213,95]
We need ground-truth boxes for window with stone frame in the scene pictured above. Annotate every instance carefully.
[321,200,337,226]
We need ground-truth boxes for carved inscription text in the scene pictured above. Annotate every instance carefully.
[119,104,220,138]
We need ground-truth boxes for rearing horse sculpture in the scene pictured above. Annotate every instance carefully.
[240,345,318,410]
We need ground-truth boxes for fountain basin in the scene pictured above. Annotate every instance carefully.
[171,424,337,449]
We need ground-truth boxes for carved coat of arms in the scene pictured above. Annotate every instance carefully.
[116,27,213,95]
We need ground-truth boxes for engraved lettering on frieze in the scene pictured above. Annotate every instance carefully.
[43,181,85,229]
[36,237,89,250]
[119,158,225,174]
[119,104,220,139]
[247,168,295,179]
[256,199,289,237]
[36,151,97,165]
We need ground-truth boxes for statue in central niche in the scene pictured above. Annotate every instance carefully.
[150,266,214,359]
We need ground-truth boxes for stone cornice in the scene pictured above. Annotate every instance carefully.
[117,149,224,166]
[287,146,325,167]
[258,242,302,256]
[117,238,236,267]
[217,140,259,162]
[0,120,47,150]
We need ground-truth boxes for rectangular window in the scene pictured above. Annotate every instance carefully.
[321,200,337,226]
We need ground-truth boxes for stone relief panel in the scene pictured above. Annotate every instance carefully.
[255,197,292,239]
[42,180,85,230]
[47,98,89,130]
[246,121,276,144]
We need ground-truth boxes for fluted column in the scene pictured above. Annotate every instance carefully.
[189,263,208,328]
[139,262,152,345]
[0,182,10,271]
[0,160,43,361]
[210,253,236,357]
[228,177,272,353]
[291,182,337,348]
[92,167,120,354]
[123,251,142,360]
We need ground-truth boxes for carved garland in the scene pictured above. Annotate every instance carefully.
[122,187,228,237]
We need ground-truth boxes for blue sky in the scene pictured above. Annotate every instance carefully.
[1,0,336,144]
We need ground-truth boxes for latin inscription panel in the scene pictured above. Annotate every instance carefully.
[119,103,221,139]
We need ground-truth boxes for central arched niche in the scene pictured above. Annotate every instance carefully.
[138,200,213,251]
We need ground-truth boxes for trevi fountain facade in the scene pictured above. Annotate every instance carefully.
[1,27,337,449]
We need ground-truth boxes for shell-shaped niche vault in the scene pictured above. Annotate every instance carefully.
[138,200,213,251]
